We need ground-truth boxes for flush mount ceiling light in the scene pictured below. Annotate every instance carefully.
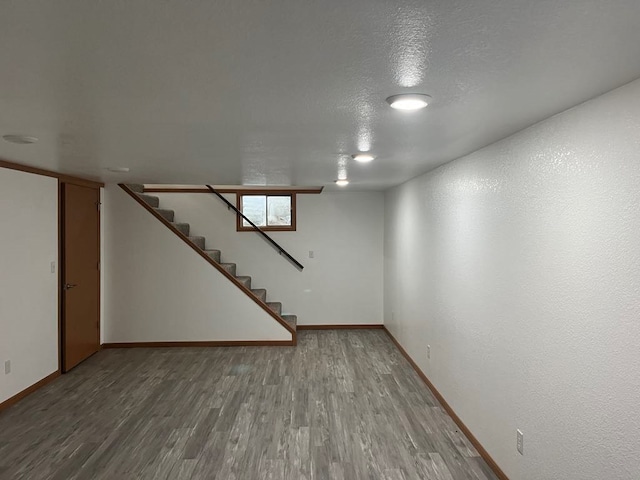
[335,179,349,187]
[106,167,130,173]
[352,153,375,163]
[386,94,432,111]
[2,134,38,144]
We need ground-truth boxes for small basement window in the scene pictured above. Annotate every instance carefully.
[236,193,296,231]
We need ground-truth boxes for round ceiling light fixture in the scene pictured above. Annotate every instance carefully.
[386,93,432,111]
[335,179,349,187]
[107,167,130,173]
[3,134,38,145]
[352,153,375,163]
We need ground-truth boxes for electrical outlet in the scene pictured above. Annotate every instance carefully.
[427,345,431,359]
[516,429,524,455]
[4,360,10,375]
[50,261,56,273]
[308,250,314,259]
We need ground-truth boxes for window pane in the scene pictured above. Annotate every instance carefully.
[267,196,291,226]
[242,195,266,227]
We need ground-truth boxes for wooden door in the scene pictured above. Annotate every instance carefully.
[62,183,100,371]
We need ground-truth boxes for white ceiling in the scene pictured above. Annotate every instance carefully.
[1,0,640,190]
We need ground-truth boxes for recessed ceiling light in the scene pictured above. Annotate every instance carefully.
[335,179,349,187]
[386,94,432,111]
[3,134,38,144]
[107,167,130,173]
[352,153,375,163]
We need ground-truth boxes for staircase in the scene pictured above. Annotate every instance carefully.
[122,184,297,341]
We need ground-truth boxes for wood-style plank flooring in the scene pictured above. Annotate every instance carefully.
[0,330,497,479]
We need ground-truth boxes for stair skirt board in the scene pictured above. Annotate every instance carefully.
[119,184,298,340]
[296,324,385,330]
[102,340,295,348]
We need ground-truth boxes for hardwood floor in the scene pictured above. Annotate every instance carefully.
[0,330,498,480]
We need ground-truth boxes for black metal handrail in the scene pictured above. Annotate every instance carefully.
[205,185,304,271]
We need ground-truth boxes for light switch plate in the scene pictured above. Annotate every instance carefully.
[517,429,524,455]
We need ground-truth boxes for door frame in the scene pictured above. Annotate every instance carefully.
[58,178,102,372]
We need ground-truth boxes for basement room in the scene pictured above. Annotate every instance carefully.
[1,1,639,479]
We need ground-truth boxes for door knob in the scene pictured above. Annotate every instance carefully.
[64,283,78,290]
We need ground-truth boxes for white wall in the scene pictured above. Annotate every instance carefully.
[154,191,384,325]
[0,168,58,404]
[384,79,640,480]
[103,184,292,342]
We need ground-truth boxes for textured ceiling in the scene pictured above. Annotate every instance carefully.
[1,0,640,190]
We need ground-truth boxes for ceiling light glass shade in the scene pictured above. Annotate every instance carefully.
[352,153,375,163]
[386,94,432,111]
[2,134,38,144]
[335,179,349,186]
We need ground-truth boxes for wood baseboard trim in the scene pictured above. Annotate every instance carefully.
[102,340,295,348]
[144,186,323,194]
[382,327,509,480]
[0,371,61,414]
[118,184,297,341]
[297,324,385,330]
